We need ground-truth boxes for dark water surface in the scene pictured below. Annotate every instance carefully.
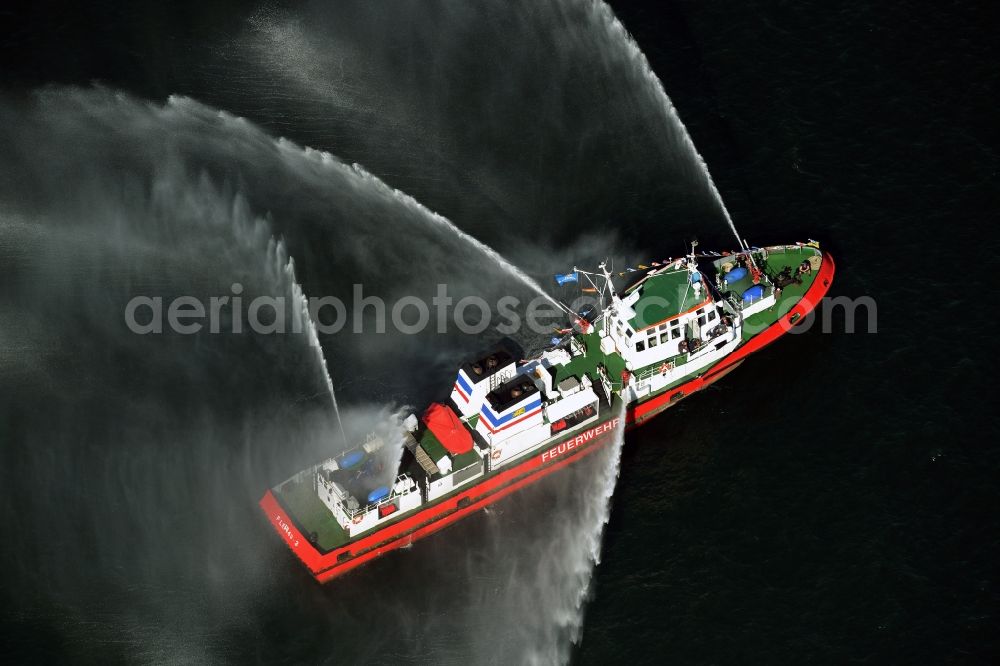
[1,1,997,663]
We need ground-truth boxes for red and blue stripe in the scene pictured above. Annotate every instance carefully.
[479,398,543,434]
[453,372,473,403]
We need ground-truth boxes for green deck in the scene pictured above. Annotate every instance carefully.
[276,477,349,551]
[451,450,481,471]
[626,269,703,330]
[418,428,448,463]
[742,247,820,339]
[419,428,479,472]
[554,329,627,386]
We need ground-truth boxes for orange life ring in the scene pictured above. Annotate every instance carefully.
[491,449,501,461]
[352,514,363,525]
[659,362,672,374]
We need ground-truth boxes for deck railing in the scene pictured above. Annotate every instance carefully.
[344,473,418,520]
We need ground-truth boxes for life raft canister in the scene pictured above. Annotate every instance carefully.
[742,284,765,303]
[340,450,364,469]
[726,266,748,282]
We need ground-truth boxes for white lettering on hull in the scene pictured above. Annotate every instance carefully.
[275,514,300,548]
[539,417,621,464]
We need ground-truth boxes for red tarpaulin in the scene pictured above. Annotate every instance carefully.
[422,402,473,455]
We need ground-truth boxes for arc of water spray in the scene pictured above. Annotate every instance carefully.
[571,403,627,634]
[347,161,567,311]
[270,138,576,452]
[284,253,348,447]
[596,0,745,249]
[543,401,627,663]
[283,139,572,312]
[278,136,580,322]
[260,0,752,458]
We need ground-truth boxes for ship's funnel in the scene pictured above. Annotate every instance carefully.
[449,339,523,419]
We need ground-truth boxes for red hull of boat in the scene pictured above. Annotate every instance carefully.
[261,252,836,582]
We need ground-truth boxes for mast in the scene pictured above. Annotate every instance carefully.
[573,260,622,336]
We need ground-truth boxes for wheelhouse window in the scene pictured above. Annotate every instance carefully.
[636,340,645,352]
[660,332,670,344]
[648,336,658,348]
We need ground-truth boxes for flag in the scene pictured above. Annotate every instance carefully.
[581,287,597,293]
[638,264,649,270]
[550,337,562,345]
[651,261,661,267]
[554,272,579,285]
[626,267,637,273]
